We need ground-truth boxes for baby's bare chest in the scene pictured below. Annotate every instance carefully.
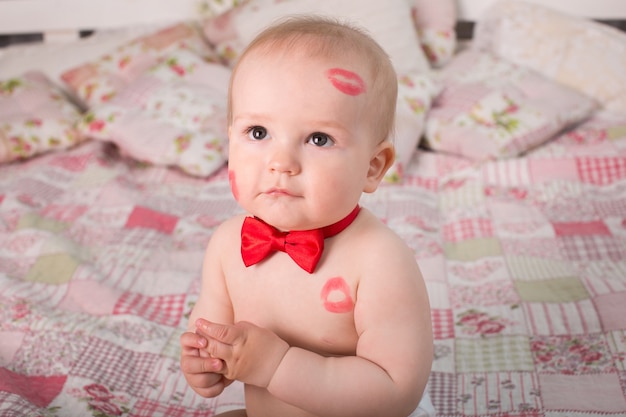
[226,259,360,355]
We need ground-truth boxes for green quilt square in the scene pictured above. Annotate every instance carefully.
[514,276,589,303]
[444,238,502,262]
[455,336,534,373]
[25,253,79,285]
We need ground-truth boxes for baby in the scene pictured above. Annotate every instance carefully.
[180,16,433,417]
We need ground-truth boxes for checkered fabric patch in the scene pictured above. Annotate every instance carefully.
[593,197,626,217]
[131,399,215,417]
[431,309,455,340]
[455,336,534,373]
[577,157,626,185]
[14,178,64,206]
[72,337,159,395]
[114,292,186,327]
[0,392,43,417]
[443,218,493,243]
[559,235,626,262]
[427,372,457,416]
[48,152,94,172]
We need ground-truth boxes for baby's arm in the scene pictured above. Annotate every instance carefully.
[180,221,237,397]
[197,229,433,416]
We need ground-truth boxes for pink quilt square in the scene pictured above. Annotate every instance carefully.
[0,331,26,365]
[529,158,578,182]
[539,373,626,412]
[125,206,179,234]
[0,368,66,408]
[114,292,186,327]
[576,156,626,185]
[552,220,611,237]
[58,280,120,316]
[594,291,626,331]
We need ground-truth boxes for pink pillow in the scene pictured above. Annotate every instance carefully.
[61,23,219,108]
[78,50,231,177]
[424,50,598,160]
[410,0,457,67]
[0,71,84,163]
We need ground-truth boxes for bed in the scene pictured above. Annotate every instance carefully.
[1,0,625,415]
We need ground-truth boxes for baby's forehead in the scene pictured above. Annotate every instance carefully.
[237,44,372,82]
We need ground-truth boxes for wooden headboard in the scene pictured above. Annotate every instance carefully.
[1,0,626,42]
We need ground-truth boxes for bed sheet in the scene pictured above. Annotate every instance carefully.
[1,108,626,416]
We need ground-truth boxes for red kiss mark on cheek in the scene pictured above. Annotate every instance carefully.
[228,170,239,201]
[321,276,354,314]
[326,68,366,96]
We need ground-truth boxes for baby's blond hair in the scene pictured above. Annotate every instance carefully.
[227,15,398,143]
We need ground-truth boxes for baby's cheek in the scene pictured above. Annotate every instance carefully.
[320,276,354,314]
[228,170,239,201]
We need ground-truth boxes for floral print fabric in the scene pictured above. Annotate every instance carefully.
[61,23,230,177]
[0,71,83,163]
[424,50,597,160]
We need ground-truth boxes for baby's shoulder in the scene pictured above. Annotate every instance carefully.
[352,209,410,250]
[208,214,246,245]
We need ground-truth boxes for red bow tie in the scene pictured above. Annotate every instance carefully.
[241,206,360,273]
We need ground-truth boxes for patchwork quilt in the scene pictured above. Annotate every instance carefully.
[1,109,626,416]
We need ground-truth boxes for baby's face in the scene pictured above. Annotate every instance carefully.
[227,49,381,231]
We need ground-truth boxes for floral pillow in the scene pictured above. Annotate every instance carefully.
[423,50,598,161]
[410,0,457,67]
[79,50,231,177]
[203,0,431,74]
[384,71,439,183]
[61,22,219,108]
[0,71,84,163]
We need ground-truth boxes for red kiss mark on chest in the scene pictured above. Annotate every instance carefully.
[321,276,354,314]
[326,68,366,96]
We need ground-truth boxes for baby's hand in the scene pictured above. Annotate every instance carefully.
[179,331,233,397]
[194,318,290,388]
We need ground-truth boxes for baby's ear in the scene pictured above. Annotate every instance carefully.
[364,141,395,193]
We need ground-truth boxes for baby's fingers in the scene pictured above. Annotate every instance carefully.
[180,331,207,356]
[180,354,224,375]
[195,319,240,345]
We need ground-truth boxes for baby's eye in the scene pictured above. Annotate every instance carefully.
[247,126,268,140]
[307,132,334,147]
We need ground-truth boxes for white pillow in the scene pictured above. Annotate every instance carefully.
[473,0,626,114]
[230,0,431,74]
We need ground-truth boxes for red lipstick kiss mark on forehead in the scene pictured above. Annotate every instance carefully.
[326,68,366,96]
[321,276,354,314]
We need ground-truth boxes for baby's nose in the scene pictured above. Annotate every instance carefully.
[268,144,301,175]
